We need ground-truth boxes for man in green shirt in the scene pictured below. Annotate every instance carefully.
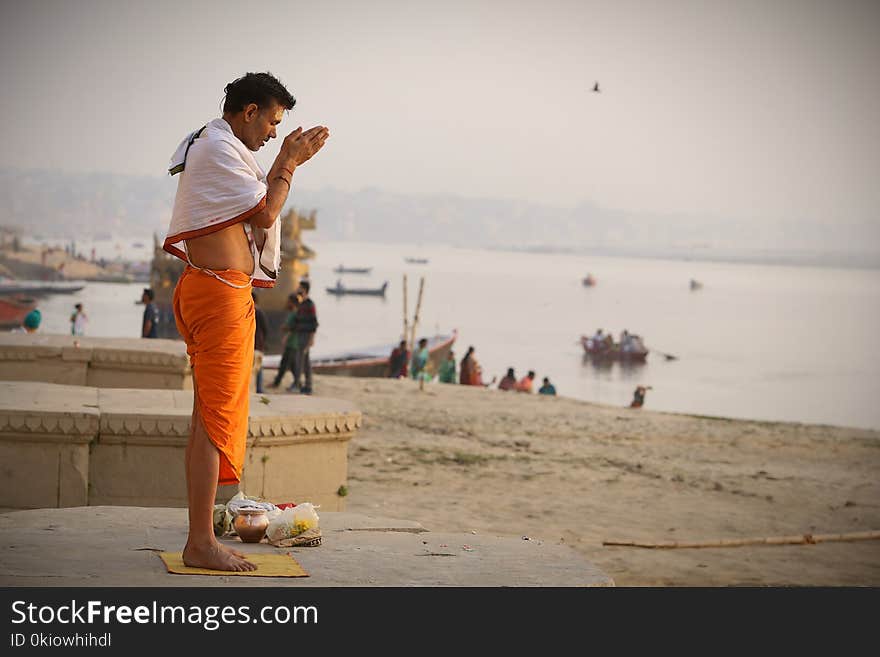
[269,294,300,388]
[410,338,430,382]
[438,351,457,384]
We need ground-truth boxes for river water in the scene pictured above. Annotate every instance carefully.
[28,236,880,430]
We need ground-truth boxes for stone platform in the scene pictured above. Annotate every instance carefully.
[0,381,361,511]
[0,334,193,390]
[0,507,614,587]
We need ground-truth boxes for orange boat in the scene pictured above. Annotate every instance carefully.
[0,295,37,329]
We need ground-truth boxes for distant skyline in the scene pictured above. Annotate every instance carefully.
[1,0,878,246]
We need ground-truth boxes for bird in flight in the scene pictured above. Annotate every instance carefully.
[592,82,601,93]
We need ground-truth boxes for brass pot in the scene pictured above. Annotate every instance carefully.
[233,509,269,543]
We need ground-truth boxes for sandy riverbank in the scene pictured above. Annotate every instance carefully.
[295,374,880,586]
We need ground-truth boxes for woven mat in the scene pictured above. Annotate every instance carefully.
[158,552,308,577]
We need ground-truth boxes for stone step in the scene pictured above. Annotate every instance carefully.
[0,381,361,510]
[0,506,614,586]
[0,334,193,389]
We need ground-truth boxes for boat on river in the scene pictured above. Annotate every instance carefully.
[326,280,388,297]
[333,265,372,274]
[0,294,37,329]
[263,331,457,378]
[580,334,649,362]
[0,279,85,296]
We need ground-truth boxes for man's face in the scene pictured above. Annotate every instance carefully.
[297,286,307,298]
[242,101,285,151]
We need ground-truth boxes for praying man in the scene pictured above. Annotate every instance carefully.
[163,72,329,571]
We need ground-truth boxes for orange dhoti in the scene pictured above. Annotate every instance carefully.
[173,265,255,485]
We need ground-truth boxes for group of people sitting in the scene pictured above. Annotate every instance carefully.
[387,341,556,395]
[497,368,556,395]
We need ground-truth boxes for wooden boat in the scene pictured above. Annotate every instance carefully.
[263,331,457,378]
[689,279,703,291]
[0,294,37,329]
[326,280,388,297]
[582,274,596,287]
[0,279,85,296]
[405,257,429,264]
[333,265,373,274]
[580,335,648,362]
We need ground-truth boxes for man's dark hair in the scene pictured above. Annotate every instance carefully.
[298,280,311,293]
[143,288,154,301]
[223,72,296,114]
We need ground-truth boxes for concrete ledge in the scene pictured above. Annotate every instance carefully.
[0,507,614,587]
[0,334,192,390]
[0,383,99,508]
[0,382,362,511]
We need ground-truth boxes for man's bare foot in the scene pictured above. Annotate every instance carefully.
[183,541,257,572]
[219,543,247,558]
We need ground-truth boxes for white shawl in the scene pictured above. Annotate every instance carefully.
[164,118,281,288]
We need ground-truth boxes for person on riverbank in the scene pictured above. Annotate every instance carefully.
[460,346,476,384]
[460,346,494,387]
[538,377,557,396]
[141,288,159,338]
[11,309,41,334]
[388,340,409,378]
[410,337,430,382]
[270,293,300,389]
[498,367,517,391]
[163,72,329,571]
[630,385,652,408]
[515,370,536,393]
[290,280,318,394]
[438,350,456,383]
[70,303,88,336]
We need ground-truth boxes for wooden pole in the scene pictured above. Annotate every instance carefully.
[602,529,880,550]
[410,276,425,350]
[402,274,409,347]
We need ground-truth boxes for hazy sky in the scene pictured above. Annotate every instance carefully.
[1,0,878,228]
